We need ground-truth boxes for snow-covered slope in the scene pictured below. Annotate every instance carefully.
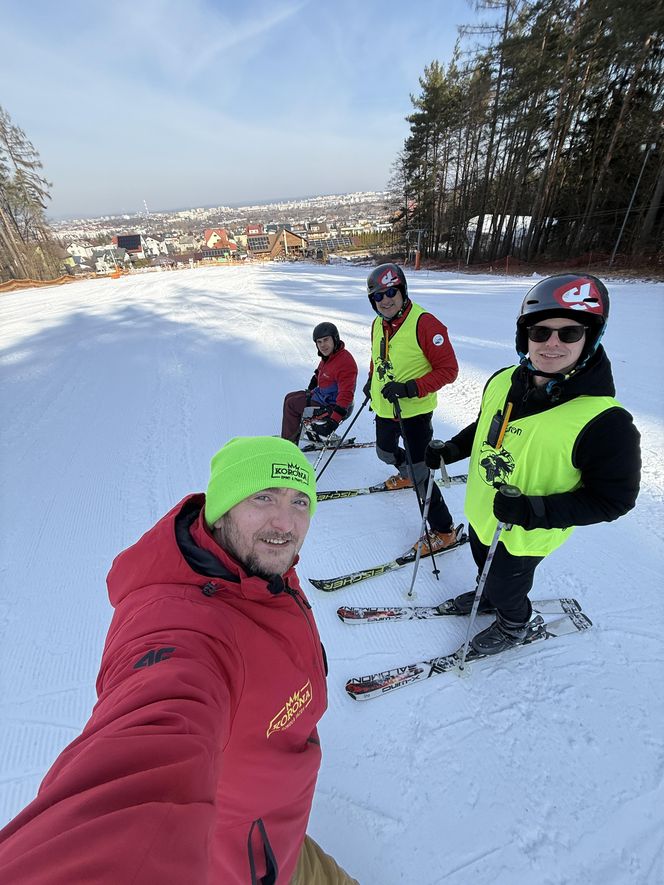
[1,263,662,884]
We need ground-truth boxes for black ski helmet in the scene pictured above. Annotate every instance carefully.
[516,273,610,362]
[367,263,408,312]
[312,321,340,351]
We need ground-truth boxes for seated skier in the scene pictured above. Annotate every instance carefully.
[281,321,358,445]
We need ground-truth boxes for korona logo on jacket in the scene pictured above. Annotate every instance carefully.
[267,679,313,738]
[271,461,309,484]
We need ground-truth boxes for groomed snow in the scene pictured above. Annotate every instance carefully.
[1,263,662,884]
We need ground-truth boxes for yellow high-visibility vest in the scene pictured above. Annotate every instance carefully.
[370,303,438,419]
[466,367,621,556]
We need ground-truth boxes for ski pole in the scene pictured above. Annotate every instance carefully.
[394,399,440,579]
[316,395,370,482]
[439,456,451,489]
[312,437,331,472]
[458,484,521,671]
[404,439,446,598]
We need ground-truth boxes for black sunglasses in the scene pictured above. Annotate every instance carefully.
[373,286,401,303]
[527,325,586,343]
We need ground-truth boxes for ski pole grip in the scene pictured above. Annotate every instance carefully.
[497,484,521,532]
[426,438,446,470]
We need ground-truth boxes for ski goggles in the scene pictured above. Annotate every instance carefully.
[527,325,586,343]
[373,286,401,303]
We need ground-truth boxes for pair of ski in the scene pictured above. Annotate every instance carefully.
[343,597,592,701]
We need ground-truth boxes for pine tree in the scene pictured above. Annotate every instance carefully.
[0,106,58,281]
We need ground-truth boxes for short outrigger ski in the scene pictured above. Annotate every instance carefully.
[309,525,468,592]
[337,597,582,624]
[345,611,593,700]
[317,475,467,502]
[300,438,375,453]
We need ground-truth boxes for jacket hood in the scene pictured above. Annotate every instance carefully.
[106,494,301,609]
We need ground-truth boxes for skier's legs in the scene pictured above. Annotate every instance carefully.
[281,390,309,442]
[375,415,404,470]
[400,413,454,533]
[469,524,542,622]
[290,835,359,885]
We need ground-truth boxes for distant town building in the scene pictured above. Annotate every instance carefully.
[114,234,145,259]
[246,228,307,259]
[203,228,232,249]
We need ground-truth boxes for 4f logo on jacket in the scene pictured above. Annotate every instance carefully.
[266,680,312,738]
[133,647,176,669]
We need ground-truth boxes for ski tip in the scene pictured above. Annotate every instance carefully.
[344,682,370,700]
[575,611,593,629]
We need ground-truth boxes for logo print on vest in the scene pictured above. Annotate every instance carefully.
[479,445,515,487]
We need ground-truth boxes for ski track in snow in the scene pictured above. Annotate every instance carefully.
[1,264,663,884]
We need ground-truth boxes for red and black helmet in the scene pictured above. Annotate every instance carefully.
[516,273,609,361]
[367,263,408,312]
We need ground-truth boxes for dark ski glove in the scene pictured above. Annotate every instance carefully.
[493,490,536,528]
[311,416,339,437]
[381,380,418,403]
[425,441,460,469]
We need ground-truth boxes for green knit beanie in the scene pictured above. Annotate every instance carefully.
[204,436,317,526]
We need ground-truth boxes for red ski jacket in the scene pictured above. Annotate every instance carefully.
[0,495,328,884]
[309,342,358,422]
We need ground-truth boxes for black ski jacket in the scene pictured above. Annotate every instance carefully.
[447,347,641,530]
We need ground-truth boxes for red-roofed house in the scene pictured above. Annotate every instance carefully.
[204,228,231,249]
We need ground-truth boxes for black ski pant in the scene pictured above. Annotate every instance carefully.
[469,523,543,623]
[375,412,454,533]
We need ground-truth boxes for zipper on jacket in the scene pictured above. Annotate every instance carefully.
[284,582,328,685]
[247,818,278,885]
[284,584,311,611]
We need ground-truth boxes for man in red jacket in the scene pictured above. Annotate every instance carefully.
[0,437,358,885]
[281,321,358,445]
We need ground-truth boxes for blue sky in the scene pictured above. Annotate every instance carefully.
[2,0,494,218]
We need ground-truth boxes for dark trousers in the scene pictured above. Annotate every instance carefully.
[375,412,453,533]
[281,390,310,442]
[469,523,543,623]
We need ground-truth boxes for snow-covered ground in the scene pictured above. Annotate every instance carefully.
[1,263,663,884]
